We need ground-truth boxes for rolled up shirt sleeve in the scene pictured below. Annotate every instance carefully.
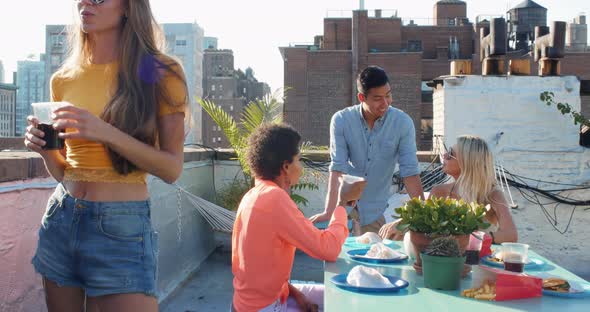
[398,114,421,178]
[328,112,349,173]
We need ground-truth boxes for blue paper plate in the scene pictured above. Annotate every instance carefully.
[331,273,409,293]
[542,281,590,299]
[481,255,545,270]
[534,274,590,299]
[347,248,408,264]
[344,237,397,249]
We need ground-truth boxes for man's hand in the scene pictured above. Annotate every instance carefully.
[378,220,404,240]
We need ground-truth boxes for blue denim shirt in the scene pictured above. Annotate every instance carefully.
[329,104,420,226]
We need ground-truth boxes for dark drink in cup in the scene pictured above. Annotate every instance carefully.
[31,102,69,150]
[504,261,525,273]
[465,250,480,265]
[466,231,484,265]
[503,251,525,273]
[37,123,64,150]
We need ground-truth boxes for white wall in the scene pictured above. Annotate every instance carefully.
[433,75,590,185]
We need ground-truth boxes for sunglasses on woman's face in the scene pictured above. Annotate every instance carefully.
[75,0,105,4]
[444,148,457,160]
[447,147,457,159]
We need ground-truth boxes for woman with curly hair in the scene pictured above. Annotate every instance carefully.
[231,123,362,312]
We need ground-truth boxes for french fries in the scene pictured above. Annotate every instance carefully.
[461,280,496,301]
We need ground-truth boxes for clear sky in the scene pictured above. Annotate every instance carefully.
[0,0,588,90]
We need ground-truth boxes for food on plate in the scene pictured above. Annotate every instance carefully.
[346,265,394,288]
[543,278,571,293]
[461,280,496,301]
[364,242,402,259]
[488,256,503,263]
[355,232,382,245]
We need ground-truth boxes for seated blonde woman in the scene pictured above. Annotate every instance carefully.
[379,135,518,244]
[232,124,362,312]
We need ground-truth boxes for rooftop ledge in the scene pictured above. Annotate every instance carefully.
[0,142,437,183]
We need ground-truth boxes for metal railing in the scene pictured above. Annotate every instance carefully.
[326,9,398,19]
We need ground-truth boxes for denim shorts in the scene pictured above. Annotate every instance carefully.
[32,184,158,298]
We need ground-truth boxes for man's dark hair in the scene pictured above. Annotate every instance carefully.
[357,66,389,95]
[246,123,301,180]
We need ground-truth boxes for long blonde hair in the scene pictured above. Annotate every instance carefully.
[57,0,187,175]
[455,135,496,205]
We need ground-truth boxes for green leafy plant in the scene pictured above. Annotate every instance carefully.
[214,177,252,212]
[540,91,590,128]
[199,89,320,210]
[424,237,462,257]
[394,197,490,236]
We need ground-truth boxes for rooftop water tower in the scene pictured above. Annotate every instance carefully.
[507,0,547,52]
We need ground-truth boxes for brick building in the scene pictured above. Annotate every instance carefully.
[202,49,270,148]
[281,1,590,150]
[281,1,472,150]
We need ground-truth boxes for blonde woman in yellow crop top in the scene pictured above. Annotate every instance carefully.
[24,1,186,311]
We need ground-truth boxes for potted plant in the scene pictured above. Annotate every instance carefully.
[422,237,465,290]
[394,197,490,273]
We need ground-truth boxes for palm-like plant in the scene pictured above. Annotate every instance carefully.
[199,89,319,210]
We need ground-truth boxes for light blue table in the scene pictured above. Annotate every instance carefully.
[324,241,590,312]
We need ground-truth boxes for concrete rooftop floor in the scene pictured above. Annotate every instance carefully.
[159,233,325,312]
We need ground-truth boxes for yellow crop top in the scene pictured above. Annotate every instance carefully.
[50,59,188,184]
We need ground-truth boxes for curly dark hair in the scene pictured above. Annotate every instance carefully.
[246,123,301,180]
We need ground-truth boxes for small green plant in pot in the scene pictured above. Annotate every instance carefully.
[394,197,490,273]
[422,237,466,290]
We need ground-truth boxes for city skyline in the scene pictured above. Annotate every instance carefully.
[1,0,589,91]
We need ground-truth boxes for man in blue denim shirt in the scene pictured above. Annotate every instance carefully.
[310,66,424,234]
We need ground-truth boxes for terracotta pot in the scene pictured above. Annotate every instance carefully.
[409,231,470,275]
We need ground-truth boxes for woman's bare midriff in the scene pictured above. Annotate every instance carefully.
[63,180,149,202]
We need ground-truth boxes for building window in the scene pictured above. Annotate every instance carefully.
[51,55,61,66]
[212,85,216,91]
[217,137,222,142]
[176,36,187,46]
[51,35,62,47]
[212,138,215,143]
[230,105,234,111]
[408,40,422,52]
[219,85,223,91]
[447,18,455,26]
[420,118,433,141]
[243,87,247,94]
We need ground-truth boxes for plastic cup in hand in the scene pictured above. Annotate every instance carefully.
[501,243,529,273]
[31,102,69,150]
[338,175,367,206]
[465,231,485,265]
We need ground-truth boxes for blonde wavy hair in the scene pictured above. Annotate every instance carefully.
[455,135,496,205]
[56,0,187,175]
